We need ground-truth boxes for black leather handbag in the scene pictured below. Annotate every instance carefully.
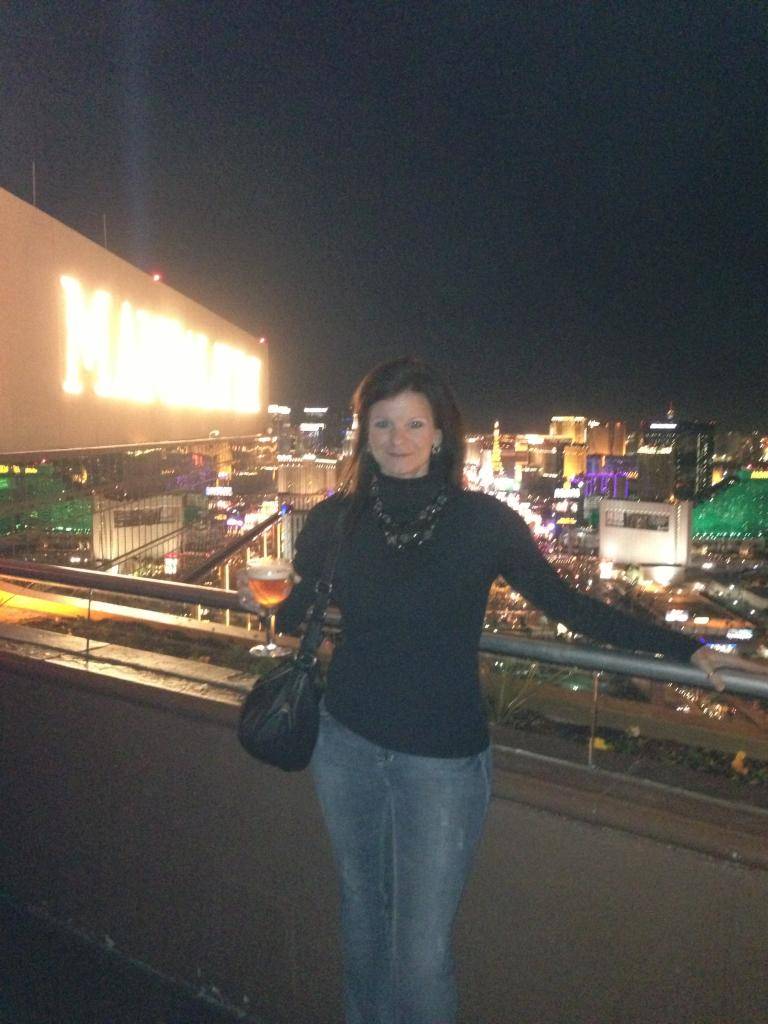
[237,514,344,771]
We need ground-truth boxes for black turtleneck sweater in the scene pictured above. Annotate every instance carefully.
[277,473,700,758]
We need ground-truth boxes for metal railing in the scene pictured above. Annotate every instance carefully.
[0,558,241,612]
[0,556,766,700]
[479,632,768,699]
[179,506,287,583]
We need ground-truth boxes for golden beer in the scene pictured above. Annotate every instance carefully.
[246,559,293,608]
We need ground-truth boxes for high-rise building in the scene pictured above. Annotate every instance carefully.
[692,469,768,540]
[599,499,692,583]
[577,456,638,505]
[640,420,715,498]
[276,455,338,496]
[526,443,563,477]
[342,413,358,460]
[267,405,293,455]
[298,406,329,455]
[636,447,675,502]
[587,420,626,456]
[464,435,482,467]
[491,421,503,475]
[550,416,587,444]
[519,437,563,500]
[562,444,587,483]
[624,431,640,455]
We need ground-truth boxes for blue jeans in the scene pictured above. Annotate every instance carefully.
[311,702,493,1024]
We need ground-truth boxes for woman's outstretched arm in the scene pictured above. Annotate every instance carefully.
[496,505,700,661]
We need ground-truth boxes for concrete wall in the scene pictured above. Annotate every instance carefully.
[599,498,691,569]
[0,186,267,453]
[92,493,187,564]
[2,656,767,1024]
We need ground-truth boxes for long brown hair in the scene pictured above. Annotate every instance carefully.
[341,357,466,501]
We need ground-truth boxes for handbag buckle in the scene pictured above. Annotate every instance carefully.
[296,652,318,670]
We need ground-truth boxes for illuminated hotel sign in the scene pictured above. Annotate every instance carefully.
[60,276,262,413]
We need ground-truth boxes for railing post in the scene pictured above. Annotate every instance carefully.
[245,546,251,630]
[85,587,93,665]
[587,670,602,768]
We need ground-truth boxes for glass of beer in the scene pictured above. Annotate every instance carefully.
[246,557,294,657]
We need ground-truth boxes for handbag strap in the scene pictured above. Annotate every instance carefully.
[295,506,347,667]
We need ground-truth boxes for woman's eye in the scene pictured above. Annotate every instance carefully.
[409,421,424,429]
[372,420,389,429]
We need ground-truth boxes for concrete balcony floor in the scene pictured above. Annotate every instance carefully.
[2,638,768,1023]
[0,897,257,1024]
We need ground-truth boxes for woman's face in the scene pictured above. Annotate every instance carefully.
[367,390,442,479]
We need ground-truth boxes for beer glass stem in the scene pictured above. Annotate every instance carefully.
[263,613,275,649]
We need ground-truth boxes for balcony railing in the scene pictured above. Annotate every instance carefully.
[0,548,767,804]
[1,553,766,687]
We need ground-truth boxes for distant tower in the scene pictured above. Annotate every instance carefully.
[342,413,358,459]
[550,415,587,444]
[268,404,293,455]
[492,421,503,476]
[666,401,676,422]
[640,418,715,498]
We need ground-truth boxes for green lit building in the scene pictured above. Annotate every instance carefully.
[693,470,768,540]
[0,463,90,545]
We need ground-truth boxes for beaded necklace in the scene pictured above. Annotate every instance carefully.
[370,474,449,550]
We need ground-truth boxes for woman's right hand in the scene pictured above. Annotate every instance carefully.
[690,645,768,693]
[235,569,265,616]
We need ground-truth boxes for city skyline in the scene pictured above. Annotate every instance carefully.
[2,3,765,432]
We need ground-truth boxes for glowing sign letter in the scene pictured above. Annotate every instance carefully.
[60,275,262,414]
[61,275,113,395]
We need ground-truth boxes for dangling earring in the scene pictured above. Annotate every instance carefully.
[431,442,442,456]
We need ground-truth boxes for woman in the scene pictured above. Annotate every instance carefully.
[243,356,732,1024]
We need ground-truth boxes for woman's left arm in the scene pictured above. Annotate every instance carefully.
[497,507,700,660]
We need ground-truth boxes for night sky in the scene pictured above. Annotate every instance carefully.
[2,1,766,433]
